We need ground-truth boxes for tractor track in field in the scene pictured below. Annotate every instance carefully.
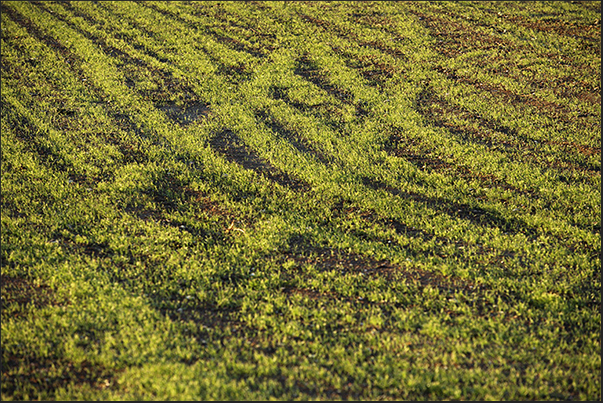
[2,1,600,400]
[360,176,536,237]
[414,86,601,176]
[155,1,600,185]
[325,199,525,274]
[2,4,153,168]
[0,275,123,398]
[209,129,311,192]
[140,1,269,61]
[409,6,600,112]
[33,2,210,114]
[45,2,215,130]
[255,108,335,166]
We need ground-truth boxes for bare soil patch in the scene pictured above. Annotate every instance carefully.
[1,275,65,318]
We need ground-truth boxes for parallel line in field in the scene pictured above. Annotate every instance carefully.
[1,4,79,76]
[292,55,356,107]
[84,1,188,68]
[89,3,357,169]
[285,1,420,71]
[359,176,539,238]
[286,47,594,200]
[379,113,599,235]
[139,1,381,134]
[294,9,408,61]
[3,3,251,233]
[409,7,599,115]
[390,1,600,137]
[1,12,113,184]
[432,64,600,133]
[411,2,599,60]
[254,109,334,167]
[209,129,311,193]
[384,131,539,198]
[504,13,600,49]
[238,2,598,176]
[134,1,264,73]
[186,2,280,49]
[24,1,216,157]
[114,0,603,194]
[381,124,545,201]
[96,4,271,111]
[434,54,599,108]
[452,3,601,53]
[39,2,202,106]
[0,97,92,187]
[415,87,600,176]
[2,3,150,146]
[283,5,414,81]
[0,14,133,179]
[270,2,408,61]
[328,201,523,272]
[255,3,406,92]
[7,1,596,256]
[141,1,269,60]
[249,4,600,246]
[75,0,266,111]
[359,143,598,250]
[55,1,225,131]
[223,2,397,106]
[59,2,330,196]
[326,3,411,40]
[89,1,230,77]
[275,6,600,174]
[280,52,596,245]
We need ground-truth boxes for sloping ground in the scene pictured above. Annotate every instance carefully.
[1,1,600,400]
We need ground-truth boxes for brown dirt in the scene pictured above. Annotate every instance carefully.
[284,234,480,293]
[1,275,65,318]
[1,353,120,399]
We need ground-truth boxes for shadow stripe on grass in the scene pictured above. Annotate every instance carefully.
[328,198,520,271]
[1,353,119,400]
[1,275,66,318]
[141,1,268,60]
[210,129,311,192]
[0,277,119,400]
[284,234,481,293]
[360,176,537,237]
[38,1,212,128]
[255,108,334,166]
[415,85,600,175]
[293,55,355,106]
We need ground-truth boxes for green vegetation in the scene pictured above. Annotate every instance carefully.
[1,1,600,400]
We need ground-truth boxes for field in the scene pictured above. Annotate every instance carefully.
[1,1,600,400]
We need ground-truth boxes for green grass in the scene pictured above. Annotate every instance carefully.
[1,1,600,400]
